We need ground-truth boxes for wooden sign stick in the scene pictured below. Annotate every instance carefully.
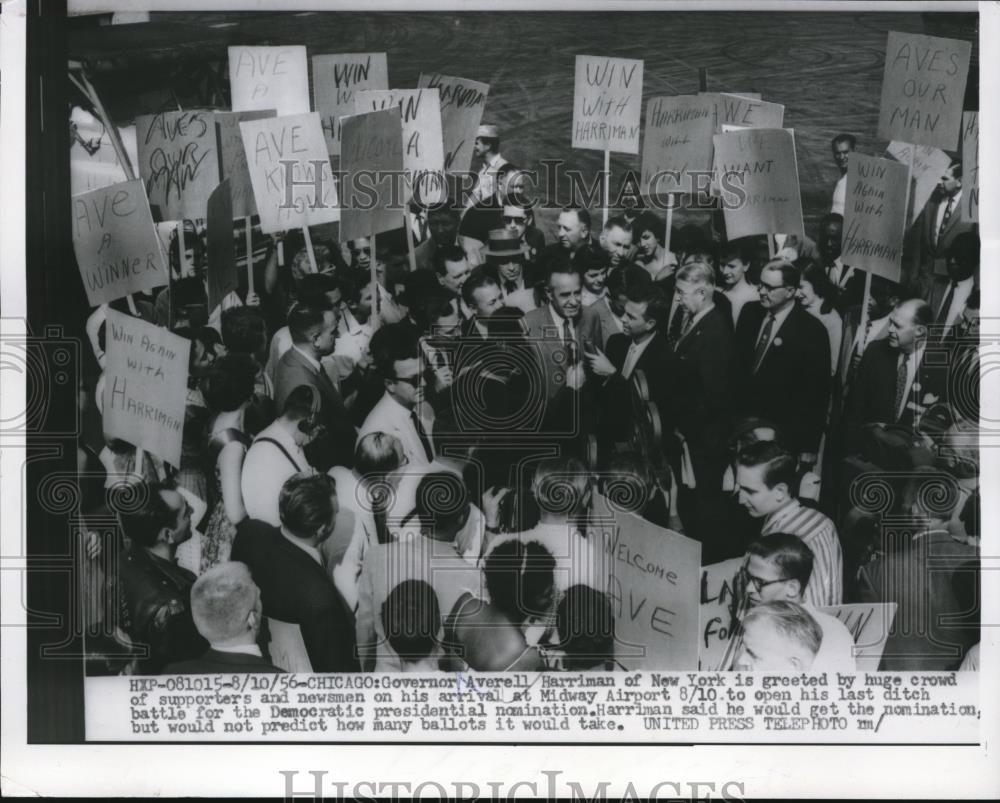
[303,224,318,274]
[603,147,611,227]
[245,216,255,295]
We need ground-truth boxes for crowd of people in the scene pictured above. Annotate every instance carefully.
[76,122,981,676]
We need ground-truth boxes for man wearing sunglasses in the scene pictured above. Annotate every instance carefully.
[741,535,856,671]
[359,327,435,468]
[734,259,830,469]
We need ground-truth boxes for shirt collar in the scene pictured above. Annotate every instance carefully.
[764,499,801,530]
[211,643,263,657]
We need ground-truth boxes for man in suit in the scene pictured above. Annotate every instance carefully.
[598,215,635,270]
[232,473,358,673]
[663,262,736,551]
[586,281,671,448]
[845,298,945,453]
[116,482,208,674]
[591,265,651,349]
[928,231,979,343]
[818,213,866,309]
[905,159,973,297]
[522,254,602,436]
[164,562,283,674]
[358,326,437,468]
[829,133,856,216]
[735,259,831,467]
[485,229,536,313]
[460,266,504,341]
[273,303,356,470]
[538,206,602,269]
[414,202,462,272]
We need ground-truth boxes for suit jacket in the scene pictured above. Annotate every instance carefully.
[844,339,948,452]
[273,346,357,469]
[358,391,436,468]
[589,294,626,349]
[231,520,359,673]
[117,547,208,675]
[522,304,602,402]
[905,193,973,295]
[664,305,735,454]
[601,330,671,443]
[927,275,978,341]
[655,276,734,333]
[164,647,284,674]
[734,302,831,454]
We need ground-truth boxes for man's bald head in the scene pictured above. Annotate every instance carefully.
[888,298,931,353]
[190,561,262,646]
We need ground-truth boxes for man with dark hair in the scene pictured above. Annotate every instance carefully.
[233,473,358,672]
[461,267,504,339]
[743,535,856,670]
[845,297,946,450]
[433,244,472,302]
[735,441,842,606]
[539,207,599,269]
[830,133,856,216]
[586,281,670,448]
[593,264,652,348]
[358,324,436,467]
[734,259,831,464]
[414,202,462,271]
[556,585,616,671]
[164,562,283,674]
[467,123,508,209]
[116,481,208,673]
[818,212,866,309]
[273,302,356,469]
[906,158,973,295]
[930,231,979,341]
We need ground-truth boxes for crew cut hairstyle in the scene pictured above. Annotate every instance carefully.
[746,534,814,595]
[190,561,258,644]
[741,599,822,658]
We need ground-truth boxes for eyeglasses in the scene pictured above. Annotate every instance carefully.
[759,281,790,294]
[739,567,789,593]
[503,216,526,224]
[392,374,422,387]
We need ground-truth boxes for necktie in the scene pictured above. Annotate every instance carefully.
[562,318,578,366]
[936,280,958,329]
[680,310,694,339]
[410,411,434,462]
[828,262,841,287]
[936,197,954,246]
[894,354,910,422]
[752,314,776,373]
[666,304,685,347]
[622,343,639,379]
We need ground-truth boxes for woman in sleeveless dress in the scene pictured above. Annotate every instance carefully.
[199,355,258,573]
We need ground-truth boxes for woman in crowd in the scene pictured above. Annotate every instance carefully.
[633,211,677,282]
[199,354,258,571]
[796,260,844,377]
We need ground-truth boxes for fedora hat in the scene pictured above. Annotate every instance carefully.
[485,229,523,259]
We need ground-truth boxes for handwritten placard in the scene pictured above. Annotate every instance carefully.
[229,46,310,118]
[355,89,446,205]
[206,179,237,311]
[339,108,405,242]
[216,109,277,218]
[842,154,908,282]
[713,128,805,239]
[102,309,190,467]
[72,179,168,306]
[703,92,784,133]
[818,602,897,672]
[877,32,971,150]
[417,73,490,174]
[599,510,700,670]
[572,55,644,155]
[312,53,389,156]
[135,110,220,222]
[886,140,951,223]
[641,94,715,197]
[698,557,745,670]
[240,112,340,234]
[70,108,137,197]
[961,111,978,222]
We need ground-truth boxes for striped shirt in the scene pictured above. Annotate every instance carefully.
[762,501,843,606]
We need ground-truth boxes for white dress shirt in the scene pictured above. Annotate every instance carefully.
[831,174,847,216]
[897,343,928,420]
[621,333,654,379]
[241,420,312,527]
